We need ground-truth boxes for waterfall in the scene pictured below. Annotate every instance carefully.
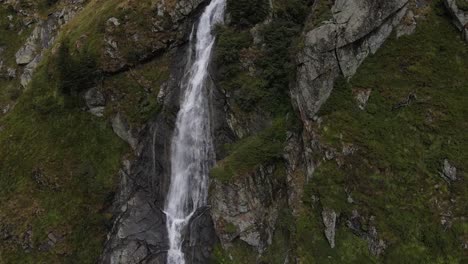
[164,0,226,263]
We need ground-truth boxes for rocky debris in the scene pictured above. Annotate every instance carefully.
[346,210,387,256]
[392,93,417,110]
[210,164,283,253]
[6,67,16,79]
[111,113,138,150]
[439,159,458,182]
[20,54,40,87]
[397,9,417,37]
[21,227,33,253]
[444,0,468,41]
[293,0,409,120]
[322,208,337,248]
[85,87,106,117]
[353,88,372,110]
[107,17,120,27]
[38,231,63,252]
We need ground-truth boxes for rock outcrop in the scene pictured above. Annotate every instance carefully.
[14,3,82,87]
[293,0,409,120]
[445,0,468,41]
[210,164,285,253]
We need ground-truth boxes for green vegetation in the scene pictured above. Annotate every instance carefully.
[456,0,468,11]
[211,118,287,182]
[103,55,170,126]
[308,2,467,262]
[56,42,100,100]
[0,56,127,262]
[215,0,310,115]
[227,0,269,28]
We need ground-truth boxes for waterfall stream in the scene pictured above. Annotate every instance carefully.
[164,0,226,263]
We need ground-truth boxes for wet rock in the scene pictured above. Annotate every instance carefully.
[322,208,337,248]
[184,207,217,264]
[440,159,457,182]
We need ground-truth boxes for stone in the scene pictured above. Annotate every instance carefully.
[85,87,106,117]
[353,88,372,110]
[111,113,138,150]
[397,9,417,37]
[107,17,120,27]
[7,67,16,79]
[322,208,337,248]
[15,26,40,65]
[444,0,468,42]
[20,54,41,87]
[440,159,457,182]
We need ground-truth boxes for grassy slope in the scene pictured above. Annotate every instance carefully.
[0,57,127,263]
[304,2,467,263]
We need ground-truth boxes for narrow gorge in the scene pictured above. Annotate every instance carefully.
[0,0,467,263]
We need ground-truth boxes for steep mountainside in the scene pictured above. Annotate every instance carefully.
[0,0,466,263]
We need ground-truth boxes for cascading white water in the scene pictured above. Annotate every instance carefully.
[164,0,226,263]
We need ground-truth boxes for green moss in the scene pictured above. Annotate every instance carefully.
[456,0,468,11]
[227,0,269,27]
[211,118,286,182]
[211,241,257,264]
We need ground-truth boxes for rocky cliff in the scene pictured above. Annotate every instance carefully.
[0,0,466,263]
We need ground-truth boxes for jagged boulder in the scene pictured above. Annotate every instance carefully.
[322,208,337,248]
[293,0,409,119]
[445,0,468,41]
[210,164,284,253]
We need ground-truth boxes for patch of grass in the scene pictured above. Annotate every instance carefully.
[227,0,269,28]
[211,118,287,182]
[103,54,169,126]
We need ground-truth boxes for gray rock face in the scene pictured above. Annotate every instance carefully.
[440,159,458,182]
[322,208,337,248]
[111,113,138,150]
[293,0,408,120]
[445,0,468,41]
[210,164,285,253]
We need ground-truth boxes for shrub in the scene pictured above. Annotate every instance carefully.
[227,0,269,27]
[56,42,100,98]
